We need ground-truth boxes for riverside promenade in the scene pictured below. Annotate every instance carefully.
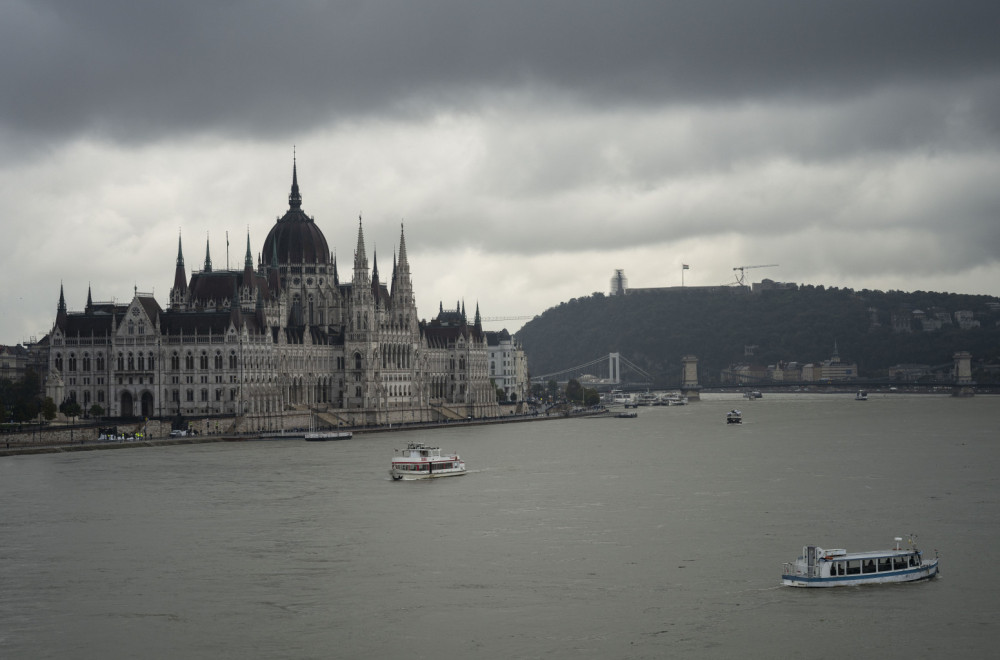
[0,405,609,458]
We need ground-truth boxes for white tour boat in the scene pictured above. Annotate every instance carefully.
[390,442,467,480]
[781,536,939,587]
[726,409,743,424]
[855,390,868,401]
[636,392,659,406]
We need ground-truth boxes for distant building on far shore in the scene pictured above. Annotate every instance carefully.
[609,269,735,296]
[0,344,30,382]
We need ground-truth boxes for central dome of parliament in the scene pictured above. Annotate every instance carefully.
[261,161,331,266]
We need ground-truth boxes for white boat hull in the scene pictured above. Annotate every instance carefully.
[782,560,938,587]
[390,467,466,480]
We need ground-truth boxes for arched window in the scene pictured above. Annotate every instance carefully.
[229,352,237,369]
[171,352,180,370]
[214,352,223,369]
[148,353,155,370]
[68,354,77,371]
[185,353,194,370]
[137,354,145,371]
[96,353,105,371]
[117,353,125,371]
[127,353,134,370]
[199,352,209,369]
[55,353,63,371]
[354,353,362,370]
[82,354,91,371]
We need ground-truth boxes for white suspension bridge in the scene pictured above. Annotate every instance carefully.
[530,352,654,389]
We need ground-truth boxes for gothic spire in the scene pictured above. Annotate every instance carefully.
[288,148,302,209]
[172,233,188,296]
[392,222,414,306]
[354,215,367,269]
[204,235,212,272]
[352,215,371,292]
[398,221,410,271]
[56,282,68,327]
[371,249,381,305]
[244,232,253,269]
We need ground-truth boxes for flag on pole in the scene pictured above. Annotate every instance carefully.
[682,264,690,269]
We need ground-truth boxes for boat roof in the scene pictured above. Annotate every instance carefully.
[818,547,918,560]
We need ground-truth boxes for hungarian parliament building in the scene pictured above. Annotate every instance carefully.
[42,161,528,428]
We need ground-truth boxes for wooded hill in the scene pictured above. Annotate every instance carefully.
[515,285,1000,386]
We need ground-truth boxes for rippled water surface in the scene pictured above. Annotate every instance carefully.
[2,393,998,659]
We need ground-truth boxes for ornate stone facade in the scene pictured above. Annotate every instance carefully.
[45,161,501,427]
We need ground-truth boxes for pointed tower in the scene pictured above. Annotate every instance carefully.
[394,223,415,304]
[371,249,381,308]
[86,284,93,313]
[391,223,417,328]
[171,234,188,300]
[203,235,213,272]
[474,302,482,330]
[289,151,302,210]
[56,282,68,328]
[352,216,371,293]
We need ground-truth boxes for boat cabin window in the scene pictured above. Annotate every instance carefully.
[845,560,861,575]
[878,557,893,572]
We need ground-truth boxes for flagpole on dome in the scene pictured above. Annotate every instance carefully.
[682,263,689,286]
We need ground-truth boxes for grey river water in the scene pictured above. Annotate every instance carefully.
[2,393,998,659]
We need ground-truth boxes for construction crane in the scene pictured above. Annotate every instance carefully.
[733,264,778,287]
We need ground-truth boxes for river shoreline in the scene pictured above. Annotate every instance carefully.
[0,408,606,458]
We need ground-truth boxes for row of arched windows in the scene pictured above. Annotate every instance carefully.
[116,352,156,371]
[54,352,106,373]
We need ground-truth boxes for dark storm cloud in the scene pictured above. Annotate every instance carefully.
[2,0,999,143]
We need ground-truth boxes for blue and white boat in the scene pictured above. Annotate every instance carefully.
[781,536,938,587]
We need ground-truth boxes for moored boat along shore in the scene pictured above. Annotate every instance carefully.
[0,406,609,457]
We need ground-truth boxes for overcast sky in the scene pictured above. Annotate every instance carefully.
[3,0,999,344]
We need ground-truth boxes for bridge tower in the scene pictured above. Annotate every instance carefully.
[681,355,701,401]
[952,351,974,397]
[609,352,621,385]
